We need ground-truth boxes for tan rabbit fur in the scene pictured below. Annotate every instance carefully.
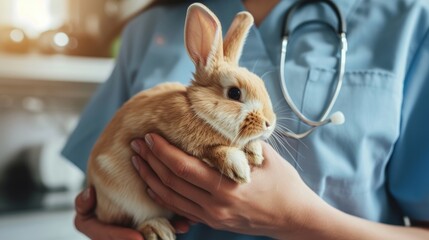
[87,3,276,240]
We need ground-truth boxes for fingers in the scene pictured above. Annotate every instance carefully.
[147,188,203,225]
[132,134,230,193]
[132,140,211,199]
[75,214,144,240]
[171,216,197,234]
[74,188,143,240]
[75,187,96,216]
[172,220,192,234]
[132,154,205,219]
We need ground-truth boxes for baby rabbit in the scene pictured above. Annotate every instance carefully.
[87,3,276,240]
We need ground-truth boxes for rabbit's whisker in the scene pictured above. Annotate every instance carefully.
[271,130,303,171]
[275,124,309,150]
[259,69,276,81]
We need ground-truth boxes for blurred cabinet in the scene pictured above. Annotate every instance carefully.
[0,54,114,213]
[0,0,136,237]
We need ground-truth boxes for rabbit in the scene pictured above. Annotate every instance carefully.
[87,3,277,240]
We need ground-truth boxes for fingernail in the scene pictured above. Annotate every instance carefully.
[132,156,140,171]
[175,224,190,234]
[131,140,140,153]
[145,134,153,149]
[82,188,91,201]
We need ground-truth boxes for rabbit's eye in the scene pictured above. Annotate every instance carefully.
[227,87,241,101]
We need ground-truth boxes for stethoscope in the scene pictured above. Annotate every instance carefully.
[280,0,347,139]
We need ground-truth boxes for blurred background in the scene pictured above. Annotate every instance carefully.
[0,0,150,239]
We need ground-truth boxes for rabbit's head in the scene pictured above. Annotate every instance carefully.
[185,3,276,146]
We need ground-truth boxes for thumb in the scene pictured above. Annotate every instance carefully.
[75,187,96,215]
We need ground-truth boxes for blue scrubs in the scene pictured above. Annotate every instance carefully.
[62,0,429,239]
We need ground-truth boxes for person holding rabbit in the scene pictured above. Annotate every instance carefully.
[64,0,429,239]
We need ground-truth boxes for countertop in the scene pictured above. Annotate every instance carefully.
[0,53,114,83]
[0,209,87,240]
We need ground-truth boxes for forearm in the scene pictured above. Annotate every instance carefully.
[274,194,429,240]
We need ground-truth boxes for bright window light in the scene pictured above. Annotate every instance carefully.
[53,32,70,47]
[12,0,53,37]
[10,29,25,43]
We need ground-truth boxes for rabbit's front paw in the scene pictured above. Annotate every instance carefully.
[203,146,251,183]
[244,141,264,166]
[224,148,251,183]
[138,218,175,240]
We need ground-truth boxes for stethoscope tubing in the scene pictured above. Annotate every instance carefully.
[279,0,347,139]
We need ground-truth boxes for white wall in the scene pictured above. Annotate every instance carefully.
[0,1,13,24]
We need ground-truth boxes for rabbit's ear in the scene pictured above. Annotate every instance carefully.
[223,12,253,65]
[185,3,223,71]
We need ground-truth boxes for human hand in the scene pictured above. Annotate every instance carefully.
[74,187,144,240]
[74,187,193,240]
[130,134,325,238]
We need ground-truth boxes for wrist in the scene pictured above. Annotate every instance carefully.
[272,187,341,240]
[296,196,341,239]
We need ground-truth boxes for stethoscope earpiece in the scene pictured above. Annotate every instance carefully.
[280,0,347,139]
